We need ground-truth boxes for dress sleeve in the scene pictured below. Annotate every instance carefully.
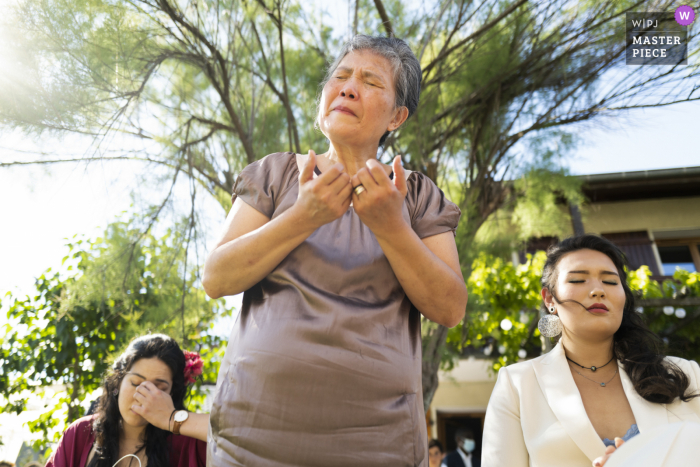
[45,434,71,467]
[45,416,94,467]
[170,435,207,467]
[481,367,529,467]
[194,438,207,466]
[231,152,298,218]
[404,172,461,239]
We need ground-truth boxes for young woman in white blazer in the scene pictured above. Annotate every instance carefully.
[482,235,700,467]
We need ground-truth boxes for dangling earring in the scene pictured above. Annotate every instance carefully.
[113,389,119,397]
[538,306,563,337]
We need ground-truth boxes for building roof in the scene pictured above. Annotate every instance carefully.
[581,166,700,202]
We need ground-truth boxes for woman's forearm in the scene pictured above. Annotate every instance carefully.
[375,225,467,327]
[177,413,209,442]
[203,205,317,298]
[204,156,353,299]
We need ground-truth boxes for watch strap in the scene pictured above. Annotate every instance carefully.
[172,410,188,435]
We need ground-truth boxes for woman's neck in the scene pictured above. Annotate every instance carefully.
[325,141,380,176]
[120,421,147,445]
[561,332,615,367]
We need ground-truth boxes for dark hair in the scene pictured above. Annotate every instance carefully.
[541,234,697,404]
[455,428,474,441]
[428,438,444,452]
[88,334,187,467]
[317,35,422,146]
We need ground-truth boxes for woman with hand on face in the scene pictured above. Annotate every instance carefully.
[202,35,467,466]
[46,334,207,467]
[481,235,700,467]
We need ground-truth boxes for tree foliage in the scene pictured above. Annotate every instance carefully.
[630,267,700,362]
[456,251,547,373]
[457,253,700,375]
[0,215,231,447]
[2,0,698,410]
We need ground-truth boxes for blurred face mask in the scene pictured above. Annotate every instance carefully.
[461,439,475,453]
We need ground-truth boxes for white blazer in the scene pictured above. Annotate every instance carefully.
[481,342,700,467]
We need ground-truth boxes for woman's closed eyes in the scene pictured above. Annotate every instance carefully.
[129,376,169,392]
[568,279,618,285]
[333,75,380,87]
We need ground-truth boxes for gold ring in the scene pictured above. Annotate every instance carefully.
[353,185,366,196]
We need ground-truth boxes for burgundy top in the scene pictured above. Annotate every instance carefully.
[45,415,206,467]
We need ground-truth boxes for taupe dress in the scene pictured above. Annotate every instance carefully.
[208,152,461,467]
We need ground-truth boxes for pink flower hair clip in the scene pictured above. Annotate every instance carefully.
[183,350,204,385]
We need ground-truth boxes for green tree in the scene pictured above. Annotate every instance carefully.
[2,0,698,409]
[453,251,547,373]
[458,253,700,375]
[0,215,231,447]
[630,267,700,362]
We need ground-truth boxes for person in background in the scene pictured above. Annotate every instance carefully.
[482,235,700,467]
[428,439,445,467]
[45,334,207,467]
[442,428,479,467]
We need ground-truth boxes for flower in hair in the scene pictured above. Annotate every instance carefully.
[183,351,204,385]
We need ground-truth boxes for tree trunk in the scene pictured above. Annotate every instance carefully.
[421,323,449,412]
[569,202,585,236]
[69,351,81,423]
[372,0,394,37]
[353,0,359,36]
[276,5,301,154]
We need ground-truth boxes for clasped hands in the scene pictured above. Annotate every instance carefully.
[295,150,409,238]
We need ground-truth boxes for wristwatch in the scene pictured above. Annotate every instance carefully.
[172,410,189,435]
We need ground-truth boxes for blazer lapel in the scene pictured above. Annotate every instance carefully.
[618,361,668,432]
[532,342,607,461]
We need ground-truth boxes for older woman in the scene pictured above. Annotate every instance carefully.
[481,235,700,467]
[202,35,467,466]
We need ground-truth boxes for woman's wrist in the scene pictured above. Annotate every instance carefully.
[167,409,177,432]
[371,217,412,243]
[287,202,326,233]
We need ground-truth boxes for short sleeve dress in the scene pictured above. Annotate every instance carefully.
[207,152,461,467]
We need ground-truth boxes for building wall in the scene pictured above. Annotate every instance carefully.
[583,196,700,234]
[431,380,496,411]
[429,357,496,438]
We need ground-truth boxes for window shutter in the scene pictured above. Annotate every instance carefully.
[601,231,661,275]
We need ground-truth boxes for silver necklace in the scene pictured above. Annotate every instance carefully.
[571,365,618,387]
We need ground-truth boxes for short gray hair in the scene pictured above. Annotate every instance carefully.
[317,35,422,146]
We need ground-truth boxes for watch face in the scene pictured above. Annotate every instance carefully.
[174,411,188,422]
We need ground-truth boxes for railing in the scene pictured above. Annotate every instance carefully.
[637,297,700,307]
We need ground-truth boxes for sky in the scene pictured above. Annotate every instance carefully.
[567,103,699,173]
[0,0,699,460]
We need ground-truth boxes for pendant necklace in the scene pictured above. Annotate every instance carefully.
[571,366,618,387]
[566,355,614,372]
